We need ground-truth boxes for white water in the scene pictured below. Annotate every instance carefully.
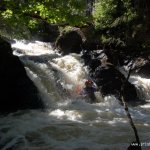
[0,41,150,150]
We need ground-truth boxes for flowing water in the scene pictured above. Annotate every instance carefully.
[0,41,150,150]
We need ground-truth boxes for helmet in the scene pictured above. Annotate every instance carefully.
[85,80,93,86]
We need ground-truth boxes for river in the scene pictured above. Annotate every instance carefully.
[0,41,150,150]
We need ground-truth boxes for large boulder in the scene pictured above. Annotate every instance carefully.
[137,62,150,78]
[93,64,138,102]
[126,57,150,78]
[81,49,138,102]
[55,30,83,54]
[0,37,44,113]
[81,25,102,51]
[31,21,59,42]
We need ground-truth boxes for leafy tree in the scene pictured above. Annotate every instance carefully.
[92,0,139,48]
[0,0,88,39]
[93,0,136,29]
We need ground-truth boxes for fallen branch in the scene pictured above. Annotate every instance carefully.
[120,62,141,150]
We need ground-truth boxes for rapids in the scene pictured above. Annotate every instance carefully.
[0,40,150,150]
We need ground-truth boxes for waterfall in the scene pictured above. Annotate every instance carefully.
[130,76,150,103]
[0,40,149,150]
[119,66,150,102]
[12,40,103,105]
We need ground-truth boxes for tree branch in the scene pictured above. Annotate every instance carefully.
[120,61,141,150]
[23,12,69,27]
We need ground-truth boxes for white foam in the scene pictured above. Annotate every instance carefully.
[12,40,53,56]
[130,76,150,100]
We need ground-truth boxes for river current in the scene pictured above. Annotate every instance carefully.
[0,41,150,150]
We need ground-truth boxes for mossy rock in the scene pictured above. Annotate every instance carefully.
[55,30,83,55]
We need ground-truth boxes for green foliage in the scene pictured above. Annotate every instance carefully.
[92,0,143,48]
[59,26,74,35]
[0,0,88,39]
[100,34,125,47]
[93,0,117,29]
[0,0,149,51]
[93,0,136,29]
[1,9,13,18]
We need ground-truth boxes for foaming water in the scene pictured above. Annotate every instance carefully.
[119,66,150,101]
[129,76,150,101]
[0,41,149,150]
[1,97,150,150]
[12,40,53,56]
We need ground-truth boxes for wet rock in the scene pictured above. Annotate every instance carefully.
[89,58,101,72]
[123,82,138,102]
[134,62,150,78]
[55,30,82,54]
[93,64,138,102]
[81,49,138,102]
[81,25,102,51]
[81,50,92,65]
[93,65,123,95]
[126,57,150,78]
[31,21,59,42]
[81,50,102,71]
[0,37,44,113]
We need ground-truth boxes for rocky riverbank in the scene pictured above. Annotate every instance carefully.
[0,37,44,113]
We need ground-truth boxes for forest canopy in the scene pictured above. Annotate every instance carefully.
[0,0,88,38]
[0,0,150,50]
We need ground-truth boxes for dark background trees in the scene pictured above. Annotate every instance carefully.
[0,0,149,59]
